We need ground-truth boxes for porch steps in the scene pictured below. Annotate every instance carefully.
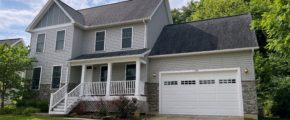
[49,97,78,115]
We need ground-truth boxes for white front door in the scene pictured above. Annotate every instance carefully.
[160,69,243,116]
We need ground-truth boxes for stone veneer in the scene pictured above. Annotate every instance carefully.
[38,84,65,101]
[145,81,258,115]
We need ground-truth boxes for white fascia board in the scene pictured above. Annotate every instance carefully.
[26,0,55,32]
[53,0,76,23]
[149,47,259,58]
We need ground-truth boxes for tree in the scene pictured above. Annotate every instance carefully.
[0,44,32,109]
[191,0,248,20]
[171,0,197,23]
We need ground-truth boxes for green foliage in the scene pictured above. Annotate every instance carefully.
[0,43,33,109]
[191,0,248,20]
[22,107,40,116]
[16,100,49,112]
[111,96,138,119]
[171,0,197,23]
[0,105,16,115]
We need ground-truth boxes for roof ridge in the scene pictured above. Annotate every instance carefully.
[77,0,131,11]
[57,0,83,15]
[166,13,250,27]
[0,38,21,41]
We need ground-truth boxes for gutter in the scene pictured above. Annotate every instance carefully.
[149,47,259,58]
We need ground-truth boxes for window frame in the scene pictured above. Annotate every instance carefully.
[50,65,62,89]
[31,66,42,90]
[121,27,133,49]
[125,63,136,81]
[99,65,108,82]
[55,30,66,51]
[95,30,106,52]
[36,33,46,53]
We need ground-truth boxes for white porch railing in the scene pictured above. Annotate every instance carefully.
[110,80,135,95]
[83,82,107,96]
[49,84,67,112]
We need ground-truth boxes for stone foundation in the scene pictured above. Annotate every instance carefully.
[37,84,65,101]
[145,83,159,113]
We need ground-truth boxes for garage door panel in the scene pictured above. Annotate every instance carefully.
[160,70,242,116]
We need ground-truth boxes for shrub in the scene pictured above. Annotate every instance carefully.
[271,86,290,118]
[97,99,108,117]
[111,96,138,118]
[0,105,16,115]
[16,99,48,112]
[22,107,40,115]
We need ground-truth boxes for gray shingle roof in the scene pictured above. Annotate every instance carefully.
[149,14,258,56]
[57,0,161,26]
[71,49,149,60]
[0,38,22,46]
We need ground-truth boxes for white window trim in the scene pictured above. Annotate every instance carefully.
[50,65,63,90]
[36,33,46,53]
[32,66,42,90]
[55,29,66,51]
[95,30,106,52]
[121,27,134,49]
[99,65,108,82]
[124,63,136,81]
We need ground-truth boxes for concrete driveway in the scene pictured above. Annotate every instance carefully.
[147,115,244,120]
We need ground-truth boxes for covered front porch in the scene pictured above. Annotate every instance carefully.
[49,49,149,115]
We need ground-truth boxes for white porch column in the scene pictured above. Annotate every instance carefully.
[80,65,86,96]
[106,62,112,96]
[135,60,141,96]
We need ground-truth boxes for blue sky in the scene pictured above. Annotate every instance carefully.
[0,0,192,45]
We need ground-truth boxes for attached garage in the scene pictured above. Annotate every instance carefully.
[159,68,244,116]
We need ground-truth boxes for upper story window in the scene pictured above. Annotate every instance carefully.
[36,34,45,52]
[56,30,65,50]
[95,31,105,51]
[51,66,62,89]
[32,67,41,90]
[122,28,133,48]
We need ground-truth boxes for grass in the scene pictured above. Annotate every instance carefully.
[0,115,66,120]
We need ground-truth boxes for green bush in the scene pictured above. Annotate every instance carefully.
[22,107,40,115]
[16,99,48,112]
[0,105,16,115]
[271,86,290,118]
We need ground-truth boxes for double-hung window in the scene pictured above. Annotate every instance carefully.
[56,30,65,50]
[36,34,45,52]
[125,64,136,80]
[122,28,132,48]
[95,31,105,51]
[51,66,62,89]
[32,67,41,89]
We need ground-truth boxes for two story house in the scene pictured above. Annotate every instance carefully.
[26,0,258,119]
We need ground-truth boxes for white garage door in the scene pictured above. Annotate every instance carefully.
[160,69,243,116]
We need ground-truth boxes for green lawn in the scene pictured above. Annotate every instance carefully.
[0,115,66,120]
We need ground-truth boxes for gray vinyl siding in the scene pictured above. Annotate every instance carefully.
[71,27,84,58]
[149,50,255,83]
[81,23,146,54]
[146,2,170,48]
[35,3,71,29]
[30,25,74,85]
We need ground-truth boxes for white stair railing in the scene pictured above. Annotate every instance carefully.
[110,80,135,95]
[64,83,82,113]
[83,82,107,96]
[49,84,68,112]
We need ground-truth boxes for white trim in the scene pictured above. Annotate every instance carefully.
[26,0,55,31]
[55,29,66,51]
[50,65,63,90]
[32,66,42,90]
[65,64,70,85]
[99,65,108,82]
[149,0,163,20]
[150,47,259,58]
[121,27,134,49]
[30,23,73,32]
[94,30,106,52]
[36,33,46,53]
[164,0,173,24]
[124,63,136,81]
[143,20,147,48]
[158,67,244,116]
[53,0,75,23]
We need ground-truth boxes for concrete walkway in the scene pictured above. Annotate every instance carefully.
[147,115,243,120]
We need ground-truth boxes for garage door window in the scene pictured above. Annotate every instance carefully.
[164,81,178,85]
[181,80,196,85]
[199,80,215,84]
[219,79,236,84]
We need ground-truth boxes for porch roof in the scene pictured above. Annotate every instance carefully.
[71,48,149,61]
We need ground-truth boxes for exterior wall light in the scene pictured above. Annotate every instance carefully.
[244,68,249,74]
[152,73,157,78]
